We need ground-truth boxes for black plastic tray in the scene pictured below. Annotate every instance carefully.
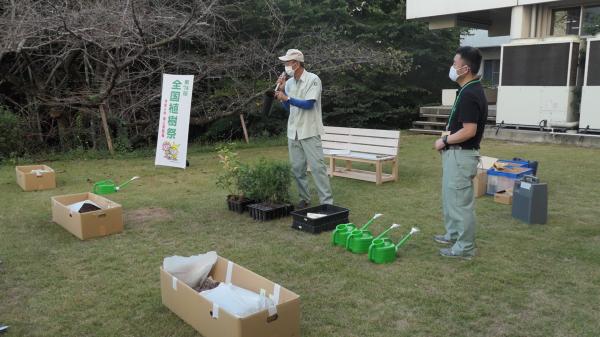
[290,204,350,234]
[247,203,294,221]
[227,197,255,214]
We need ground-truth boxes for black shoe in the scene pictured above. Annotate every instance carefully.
[433,235,456,245]
[296,200,310,210]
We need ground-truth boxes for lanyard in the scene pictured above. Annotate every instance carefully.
[446,79,480,131]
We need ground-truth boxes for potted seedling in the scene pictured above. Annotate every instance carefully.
[216,144,254,213]
[246,159,294,221]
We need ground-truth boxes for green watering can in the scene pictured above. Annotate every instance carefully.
[345,213,383,254]
[332,223,357,247]
[368,226,420,264]
[93,176,140,195]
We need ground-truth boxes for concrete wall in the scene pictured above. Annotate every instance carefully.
[410,0,600,39]
[481,48,502,60]
[484,126,600,148]
[407,0,561,19]
[461,29,511,48]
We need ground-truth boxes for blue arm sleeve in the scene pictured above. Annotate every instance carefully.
[288,97,316,110]
[281,90,290,111]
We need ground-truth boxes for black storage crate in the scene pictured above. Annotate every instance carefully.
[227,196,255,214]
[247,203,294,221]
[291,204,350,234]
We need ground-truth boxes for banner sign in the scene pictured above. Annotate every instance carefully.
[155,74,194,169]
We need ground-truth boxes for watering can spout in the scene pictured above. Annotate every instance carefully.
[361,213,383,230]
[374,223,400,241]
[395,227,420,250]
[116,176,140,190]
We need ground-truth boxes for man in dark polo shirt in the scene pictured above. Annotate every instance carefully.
[433,46,488,259]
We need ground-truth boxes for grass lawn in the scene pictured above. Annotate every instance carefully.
[1,134,599,337]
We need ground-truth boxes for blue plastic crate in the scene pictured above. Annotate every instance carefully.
[486,167,534,195]
[496,159,530,168]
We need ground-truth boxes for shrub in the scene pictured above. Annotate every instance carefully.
[215,143,245,198]
[0,106,24,161]
[215,144,292,204]
[242,158,291,204]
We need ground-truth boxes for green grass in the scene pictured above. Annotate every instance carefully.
[1,134,599,337]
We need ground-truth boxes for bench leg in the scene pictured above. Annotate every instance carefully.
[329,157,335,177]
[345,160,352,172]
[375,161,383,185]
[392,159,399,181]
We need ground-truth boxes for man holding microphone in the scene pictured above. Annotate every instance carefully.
[274,49,333,209]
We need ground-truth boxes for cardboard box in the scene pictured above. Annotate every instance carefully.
[494,189,513,205]
[51,192,124,240]
[161,256,301,337]
[473,169,488,198]
[473,156,497,198]
[16,165,56,191]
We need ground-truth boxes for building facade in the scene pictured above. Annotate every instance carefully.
[408,0,600,132]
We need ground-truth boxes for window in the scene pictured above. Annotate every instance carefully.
[551,7,581,36]
[501,43,575,86]
[582,6,600,36]
[483,59,500,87]
[588,41,600,86]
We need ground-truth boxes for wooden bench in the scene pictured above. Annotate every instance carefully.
[321,126,400,185]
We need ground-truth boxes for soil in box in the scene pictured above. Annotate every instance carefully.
[226,195,255,213]
[291,204,350,234]
[247,202,294,221]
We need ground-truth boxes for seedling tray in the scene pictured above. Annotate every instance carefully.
[247,202,294,221]
[227,196,255,213]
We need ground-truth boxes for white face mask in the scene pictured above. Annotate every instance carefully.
[285,65,296,77]
[449,65,467,82]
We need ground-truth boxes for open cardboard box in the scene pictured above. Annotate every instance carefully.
[494,188,513,205]
[51,192,123,240]
[474,156,497,198]
[16,165,56,191]
[160,256,301,337]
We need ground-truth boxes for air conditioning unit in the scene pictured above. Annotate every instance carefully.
[580,37,600,131]
[496,37,581,127]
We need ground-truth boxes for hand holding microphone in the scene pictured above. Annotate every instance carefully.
[275,72,286,92]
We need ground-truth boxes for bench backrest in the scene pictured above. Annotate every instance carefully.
[322,126,401,157]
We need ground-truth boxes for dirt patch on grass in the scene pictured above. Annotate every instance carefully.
[125,207,173,227]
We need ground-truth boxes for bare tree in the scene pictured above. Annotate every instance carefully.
[0,0,411,155]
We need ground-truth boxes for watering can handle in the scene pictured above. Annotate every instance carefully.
[345,232,356,249]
